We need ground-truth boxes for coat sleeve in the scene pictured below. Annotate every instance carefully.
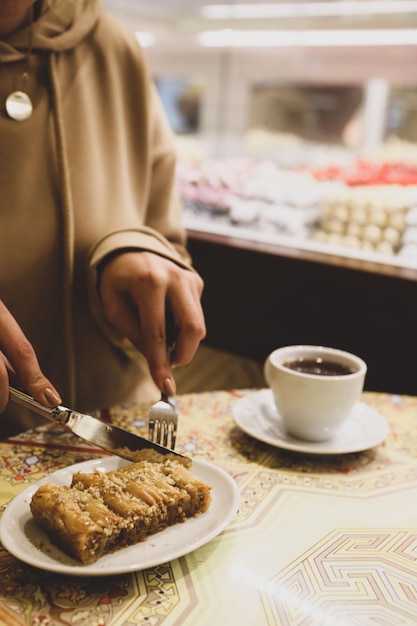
[85,47,195,347]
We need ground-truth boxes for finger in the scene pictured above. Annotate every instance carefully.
[0,301,61,407]
[135,288,176,393]
[101,292,143,348]
[166,279,206,366]
[0,356,9,412]
[169,302,206,366]
[101,287,175,394]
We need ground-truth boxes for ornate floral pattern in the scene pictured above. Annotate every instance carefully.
[0,390,417,625]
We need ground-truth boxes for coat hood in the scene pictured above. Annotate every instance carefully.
[0,0,101,62]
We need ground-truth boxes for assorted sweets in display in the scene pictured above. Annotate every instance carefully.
[312,184,415,257]
[177,139,417,264]
[177,157,324,239]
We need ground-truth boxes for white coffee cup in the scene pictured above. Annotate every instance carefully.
[264,345,367,442]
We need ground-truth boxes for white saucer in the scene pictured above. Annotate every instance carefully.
[232,389,389,455]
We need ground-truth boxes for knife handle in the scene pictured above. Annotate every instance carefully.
[9,386,69,426]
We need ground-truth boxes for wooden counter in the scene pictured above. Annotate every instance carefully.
[187,228,417,395]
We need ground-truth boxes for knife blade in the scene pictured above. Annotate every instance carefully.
[9,387,191,467]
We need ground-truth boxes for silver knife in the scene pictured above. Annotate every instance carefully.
[9,387,191,467]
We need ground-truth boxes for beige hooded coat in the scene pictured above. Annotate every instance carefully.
[0,0,193,434]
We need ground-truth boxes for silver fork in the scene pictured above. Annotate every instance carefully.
[148,316,178,449]
[148,392,178,449]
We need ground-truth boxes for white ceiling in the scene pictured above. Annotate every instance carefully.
[101,1,417,54]
[103,0,417,32]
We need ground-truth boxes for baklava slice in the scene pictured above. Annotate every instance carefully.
[30,459,211,564]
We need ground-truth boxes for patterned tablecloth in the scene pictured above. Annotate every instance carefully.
[0,389,416,626]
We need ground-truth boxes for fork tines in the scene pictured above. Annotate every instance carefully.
[148,417,177,449]
[148,394,178,450]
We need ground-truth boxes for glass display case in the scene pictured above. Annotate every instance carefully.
[102,1,417,394]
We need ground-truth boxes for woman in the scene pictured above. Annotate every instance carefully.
[0,0,205,436]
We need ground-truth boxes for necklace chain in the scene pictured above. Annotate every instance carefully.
[3,8,34,122]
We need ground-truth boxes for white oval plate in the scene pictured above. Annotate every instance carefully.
[0,457,239,576]
[233,389,389,454]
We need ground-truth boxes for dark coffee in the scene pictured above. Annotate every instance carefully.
[283,357,355,377]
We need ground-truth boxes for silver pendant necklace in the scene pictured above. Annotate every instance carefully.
[6,92,33,121]
[3,12,34,122]
[6,77,32,121]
